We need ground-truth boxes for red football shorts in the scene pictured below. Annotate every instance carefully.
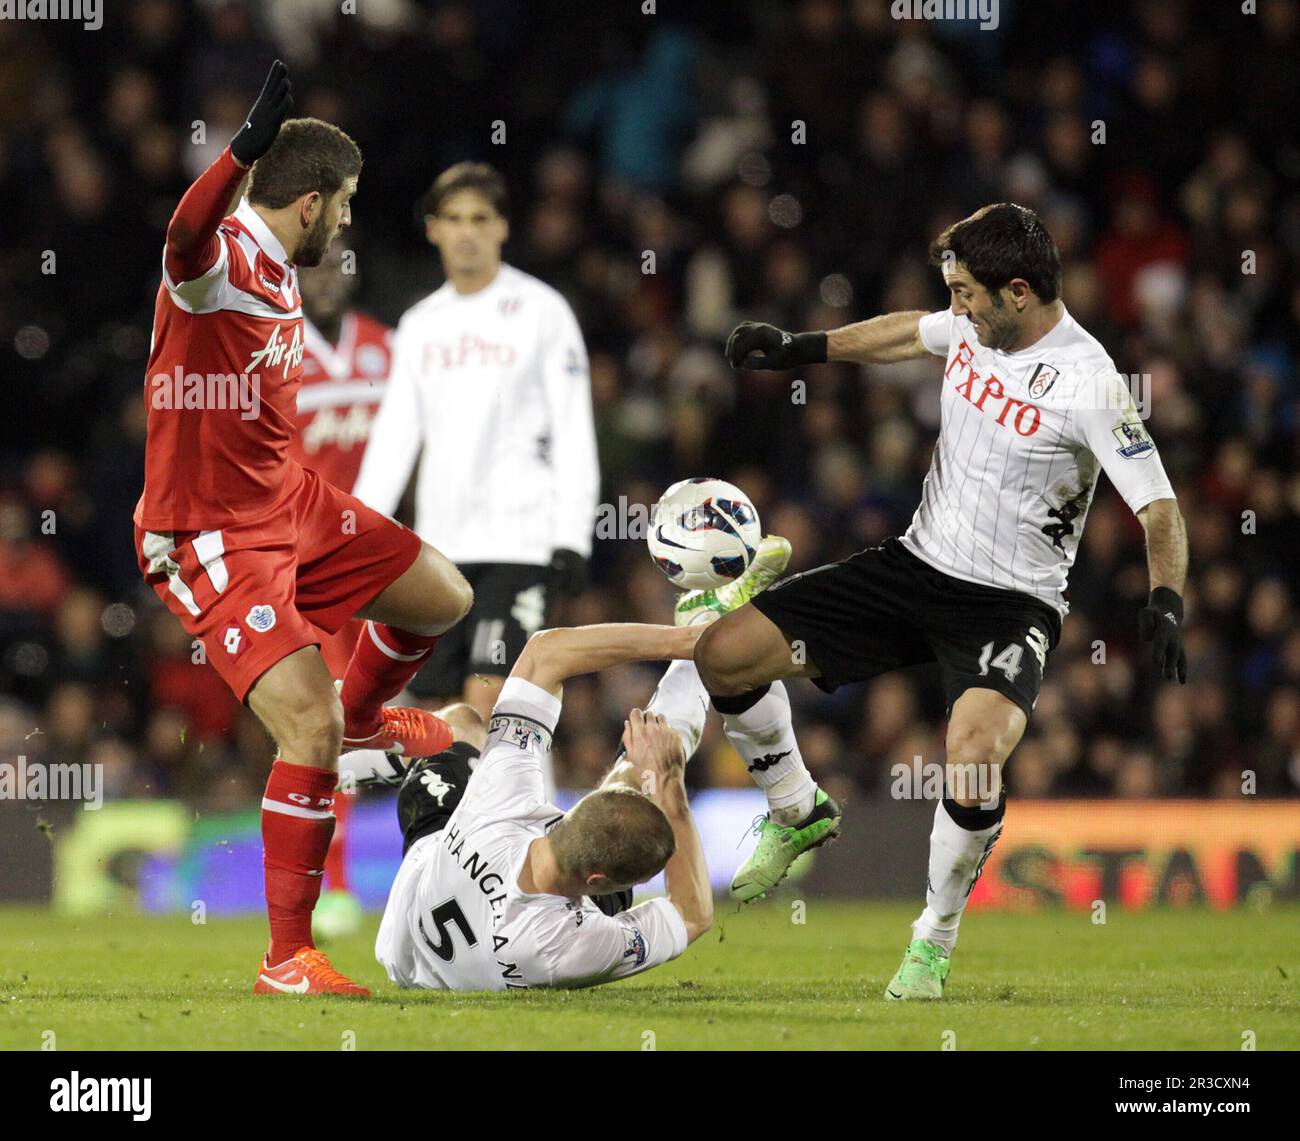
[136,467,422,702]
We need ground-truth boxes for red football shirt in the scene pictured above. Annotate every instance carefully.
[136,151,307,531]
[289,312,392,493]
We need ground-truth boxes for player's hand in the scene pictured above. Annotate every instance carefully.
[621,709,686,801]
[1138,587,1187,683]
[548,548,587,599]
[725,321,827,370]
[230,59,294,167]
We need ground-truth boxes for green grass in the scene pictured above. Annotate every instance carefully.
[1,902,1296,1050]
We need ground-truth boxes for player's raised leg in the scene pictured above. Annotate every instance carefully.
[339,541,474,757]
[692,551,842,902]
[885,687,1025,1001]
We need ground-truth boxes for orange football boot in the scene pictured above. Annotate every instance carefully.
[343,706,453,758]
[253,947,371,997]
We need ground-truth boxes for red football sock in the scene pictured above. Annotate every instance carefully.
[322,787,354,892]
[340,621,439,736]
[262,759,337,967]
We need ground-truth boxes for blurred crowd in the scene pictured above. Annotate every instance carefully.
[1,0,1298,810]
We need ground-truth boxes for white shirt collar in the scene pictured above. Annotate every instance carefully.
[234,198,291,267]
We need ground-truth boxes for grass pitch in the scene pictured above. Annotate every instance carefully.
[1,901,1296,1050]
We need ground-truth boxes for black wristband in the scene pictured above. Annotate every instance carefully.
[1148,586,1183,622]
[793,331,828,365]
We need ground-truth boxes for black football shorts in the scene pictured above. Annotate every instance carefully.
[750,537,1061,717]
[409,562,550,698]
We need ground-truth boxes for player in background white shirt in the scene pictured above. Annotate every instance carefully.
[353,162,599,733]
[701,203,1189,1000]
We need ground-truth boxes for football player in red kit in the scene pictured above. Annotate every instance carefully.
[289,242,394,936]
[134,62,473,996]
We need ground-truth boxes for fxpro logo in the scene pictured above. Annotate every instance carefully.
[892,0,999,32]
[49,1072,151,1122]
[0,1,102,32]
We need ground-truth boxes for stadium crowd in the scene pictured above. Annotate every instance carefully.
[1,0,1297,812]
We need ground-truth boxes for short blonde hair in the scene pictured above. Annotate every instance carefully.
[549,789,675,886]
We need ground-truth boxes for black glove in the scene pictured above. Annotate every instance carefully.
[230,60,294,166]
[548,548,587,598]
[1138,586,1187,683]
[725,321,827,370]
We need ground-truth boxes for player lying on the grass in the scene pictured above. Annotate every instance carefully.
[366,542,799,991]
[373,624,710,991]
[704,202,1188,1001]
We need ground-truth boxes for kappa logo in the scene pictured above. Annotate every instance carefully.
[1027,362,1059,400]
[748,749,792,773]
[417,768,454,806]
[246,605,276,633]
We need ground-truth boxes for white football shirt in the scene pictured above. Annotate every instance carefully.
[352,263,600,565]
[900,306,1175,614]
[375,676,689,991]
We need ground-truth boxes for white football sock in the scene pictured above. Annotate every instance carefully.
[643,659,710,762]
[718,683,815,825]
[911,799,1003,955]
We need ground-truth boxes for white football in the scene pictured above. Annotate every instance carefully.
[648,477,762,590]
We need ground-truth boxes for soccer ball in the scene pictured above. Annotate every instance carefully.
[648,477,762,590]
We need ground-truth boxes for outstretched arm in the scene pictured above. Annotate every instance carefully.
[164,60,292,285]
[724,311,930,370]
[511,624,704,699]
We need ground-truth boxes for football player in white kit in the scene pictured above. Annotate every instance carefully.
[702,203,1189,1000]
[371,543,798,992]
[373,620,715,992]
[353,162,599,733]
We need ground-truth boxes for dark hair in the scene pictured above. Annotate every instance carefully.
[247,118,362,209]
[421,161,509,220]
[928,202,1062,302]
[549,788,675,886]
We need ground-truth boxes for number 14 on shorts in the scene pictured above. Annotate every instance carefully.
[977,628,1048,682]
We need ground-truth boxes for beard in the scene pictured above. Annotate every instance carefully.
[976,295,1019,350]
[294,214,335,267]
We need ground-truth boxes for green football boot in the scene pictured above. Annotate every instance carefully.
[884,938,951,1001]
[674,535,792,627]
[730,788,842,902]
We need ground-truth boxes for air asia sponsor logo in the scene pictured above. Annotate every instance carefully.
[891,0,999,32]
[0,756,102,810]
[245,604,276,632]
[946,342,1043,436]
[0,1,103,31]
[151,369,260,420]
[49,1072,150,1121]
[421,334,517,371]
[246,321,305,379]
[301,405,373,452]
[1113,418,1155,458]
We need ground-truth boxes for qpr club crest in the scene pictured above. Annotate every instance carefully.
[1027,362,1060,400]
[245,604,277,633]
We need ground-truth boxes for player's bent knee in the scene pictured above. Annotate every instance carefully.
[437,702,487,751]
[276,690,345,767]
[693,619,753,695]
